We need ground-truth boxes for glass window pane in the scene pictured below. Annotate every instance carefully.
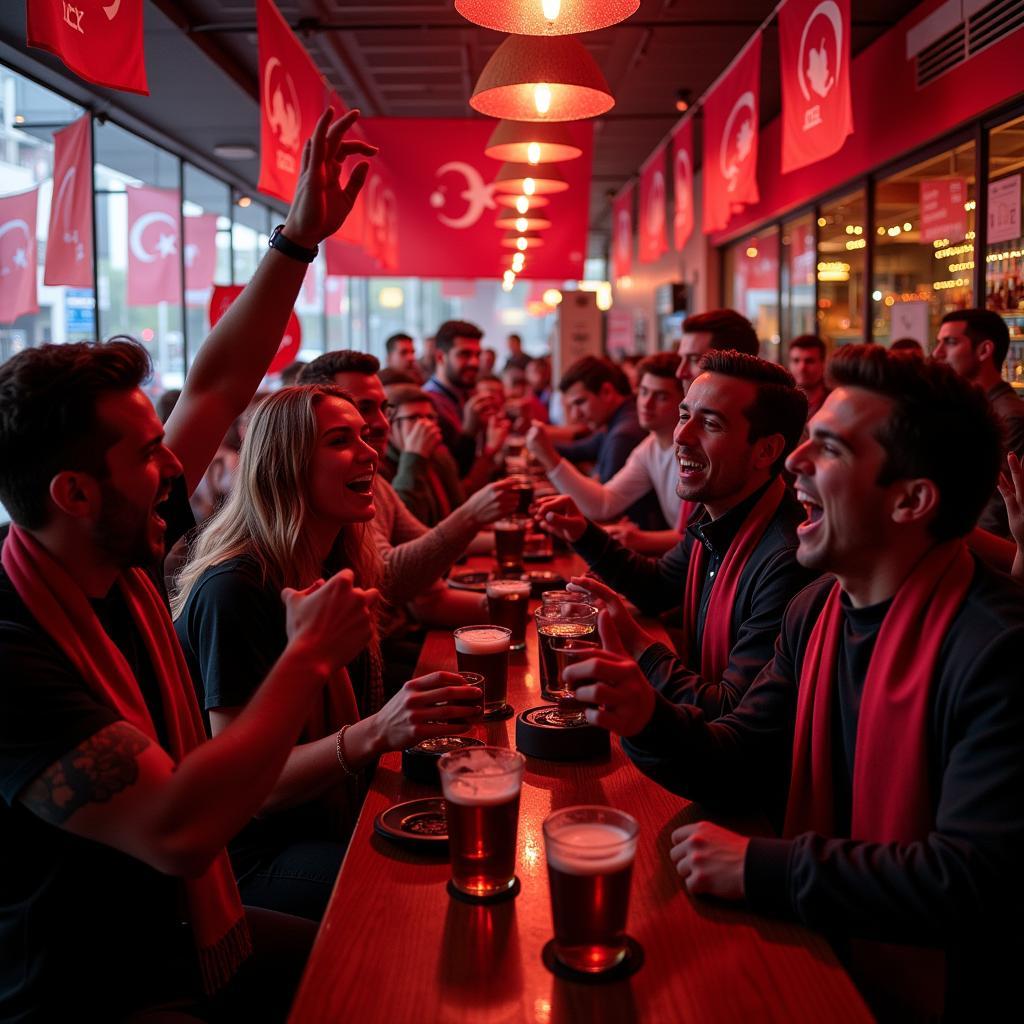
[724,227,780,360]
[781,212,816,347]
[872,142,976,350]
[817,190,866,347]
[232,197,270,283]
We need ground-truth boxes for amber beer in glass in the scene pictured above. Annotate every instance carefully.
[453,625,511,714]
[485,579,531,651]
[493,517,528,573]
[551,637,600,717]
[510,475,535,516]
[439,746,526,897]
[543,806,639,972]
[534,603,598,702]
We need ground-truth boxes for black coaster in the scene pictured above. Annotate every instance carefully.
[446,876,521,905]
[482,702,514,722]
[541,937,644,982]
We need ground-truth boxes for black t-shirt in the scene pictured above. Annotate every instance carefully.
[0,477,197,1022]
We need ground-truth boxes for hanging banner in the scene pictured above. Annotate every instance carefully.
[703,34,762,233]
[27,0,148,95]
[44,113,93,288]
[257,0,328,202]
[920,178,968,244]
[183,213,220,304]
[209,284,301,374]
[671,119,695,252]
[611,183,633,281]
[330,118,591,279]
[638,144,668,264]
[0,188,39,325]
[779,0,854,174]
[126,186,181,307]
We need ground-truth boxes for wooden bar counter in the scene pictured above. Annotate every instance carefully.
[290,553,872,1024]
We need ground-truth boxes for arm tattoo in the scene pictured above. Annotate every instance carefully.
[20,721,151,826]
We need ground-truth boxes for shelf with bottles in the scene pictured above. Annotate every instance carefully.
[1003,339,1024,391]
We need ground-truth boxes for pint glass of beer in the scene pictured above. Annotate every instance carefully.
[510,475,535,516]
[493,517,529,574]
[551,637,600,722]
[447,672,485,725]
[439,746,526,898]
[485,579,531,651]
[453,625,511,714]
[543,805,639,972]
[534,603,598,702]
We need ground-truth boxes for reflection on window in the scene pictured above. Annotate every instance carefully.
[724,227,780,360]
[817,191,866,347]
[781,213,816,348]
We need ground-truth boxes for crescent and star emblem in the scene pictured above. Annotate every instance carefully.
[430,162,496,230]
[103,0,122,20]
[129,211,177,263]
[0,219,31,276]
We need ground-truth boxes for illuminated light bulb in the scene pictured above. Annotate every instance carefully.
[533,83,552,115]
[542,0,561,21]
[746,246,758,258]
[502,277,515,292]
[523,177,536,196]
[543,288,562,306]
[515,195,530,215]
[517,237,529,251]
[903,222,912,232]
[515,217,529,232]
[526,142,541,165]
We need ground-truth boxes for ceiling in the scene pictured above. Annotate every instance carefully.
[1,0,927,258]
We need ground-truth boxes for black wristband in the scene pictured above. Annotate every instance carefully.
[268,224,318,263]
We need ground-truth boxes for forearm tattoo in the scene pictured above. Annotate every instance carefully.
[20,721,151,826]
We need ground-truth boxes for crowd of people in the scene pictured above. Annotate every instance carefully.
[2,109,1023,1022]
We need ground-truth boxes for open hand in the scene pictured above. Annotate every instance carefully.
[568,576,655,660]
[369,671,482,751]
[463,478,519,526]
[533,493,586,543]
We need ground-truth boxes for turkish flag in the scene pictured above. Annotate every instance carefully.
[779,0,853,174]
[27,0,148,95]
[332,118,591,280]
[671,119,695,252]
[638,144,668,264]
[183,213,219,304]
[703,34,762,233]
[44,113,93,287]
[0,188,39,324]
[257,0,327,203]
[209,284,301,375]
[126,186,181,307]
[611,184,633,281]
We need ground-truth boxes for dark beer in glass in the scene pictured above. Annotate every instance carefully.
[453,625,511,713]
[485,579,531,651]
[445,671,485,725]
[543,806,639,972]
[534,603,598,701]
[493,517,528,573]
[510,476,535,516]
[551,637,601,718]
[439,747,525,897]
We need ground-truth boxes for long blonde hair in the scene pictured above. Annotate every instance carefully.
[172,384,382,618]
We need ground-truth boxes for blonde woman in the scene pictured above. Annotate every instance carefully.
[173,385,479,921]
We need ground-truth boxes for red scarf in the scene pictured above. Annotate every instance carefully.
[2,526,252,995]
[675,498,698,533]
[785,540,975,1017]
[681,477,786,682]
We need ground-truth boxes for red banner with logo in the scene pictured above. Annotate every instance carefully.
[44,113,93,288]
[257,0,328,203]
[27,0,148,95]
[126,186,181,307]
[638,145,668,264]
[611,183,633,281]
[779,0,854,174]
[328,118,591,279]
[0,189,39,324]
[671,119,695,252]
[209,284,301,375]
[703,34,762,233]
[183,213,219,303]
[920,177,968,244]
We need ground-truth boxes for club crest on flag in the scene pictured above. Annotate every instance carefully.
[798,1,843,130]
[430,163,497,230]
[264,57,302,174]
[722,91,757,194]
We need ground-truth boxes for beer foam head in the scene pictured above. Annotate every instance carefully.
[455,626,511,655]
[486,579,531,598]
[440,747,523,805]
[545,822,636,875]
[494,518,526,532]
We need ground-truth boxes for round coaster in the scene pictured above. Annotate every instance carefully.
[540,937,644,983]
[446,876,521,905]
[482,702,515,722]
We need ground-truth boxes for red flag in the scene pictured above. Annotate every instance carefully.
[0,189,39,324]
[703,34,762,233]
[183,213,219,303]
[638,145,668,264]
[209,284,301,375]
[779,0,853,174]
[611,184,633,282]
[44,114,93,288]
[126,186,181,307]
[671,119,695,252]
[27,0,148,95]
[257,0,327,203]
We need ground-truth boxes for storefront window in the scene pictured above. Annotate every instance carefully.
[986,114,1024,390]
[872,141,975,350]
[231,196,270,284]
[817,190,867,347]
[724,226,780,359]
[781,212,816,348]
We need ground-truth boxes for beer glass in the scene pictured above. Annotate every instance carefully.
[550,637,600,724]
[439,746,526,898]
[453,625,511,715]
[510,475,535,516]
[541,589,590,614]
[447,671,485,725]
[543,805,639,973]
[534,603,598,705]
[485,579,531,651]
[493,517,529,574]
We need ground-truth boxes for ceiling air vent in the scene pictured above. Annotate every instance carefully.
[914,21,967,86]
[967,0,1024,57]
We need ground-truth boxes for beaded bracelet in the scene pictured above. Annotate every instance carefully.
[335,724,357,777]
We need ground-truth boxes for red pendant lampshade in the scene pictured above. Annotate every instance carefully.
[485,120,583,164]
[495,209,553,231]
[495,192,551,211]
[455,0,639,36]
[493,161,568,195]
[470,35,614,122]
[502,230,546,250]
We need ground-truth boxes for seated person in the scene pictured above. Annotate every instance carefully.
[535,351,812,720]
[550,355,663,529]
[173,385,482,922]
[527,354,553,412]
[384,332,421,381]
[502,363,549,426]
[528,351,683,555]
[675,308,760,394]
[567,347,1024,1020]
